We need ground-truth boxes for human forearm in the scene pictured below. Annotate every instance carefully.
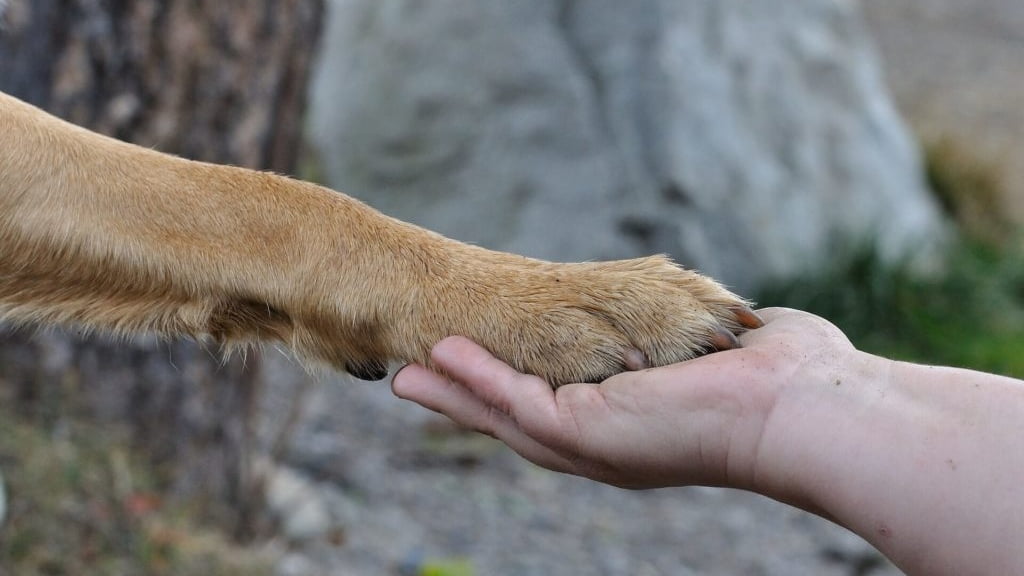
[759,353,1024,575]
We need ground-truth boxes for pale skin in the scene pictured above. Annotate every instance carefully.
[392,307,1024,576]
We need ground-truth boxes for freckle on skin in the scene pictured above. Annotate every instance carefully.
[946,458,957,471]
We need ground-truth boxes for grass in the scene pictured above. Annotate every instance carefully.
[0,411,275,576]
[758,138,1024,377]
[757,241,1024,377]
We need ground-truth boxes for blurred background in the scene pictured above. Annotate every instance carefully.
[0,0,1021,574]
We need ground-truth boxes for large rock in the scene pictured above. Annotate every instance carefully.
[309,0,947,293]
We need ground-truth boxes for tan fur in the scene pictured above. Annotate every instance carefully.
[0,90,752,386]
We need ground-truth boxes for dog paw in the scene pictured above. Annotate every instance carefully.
[426,253,761,387]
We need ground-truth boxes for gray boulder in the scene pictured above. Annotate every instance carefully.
[309,0,947,293]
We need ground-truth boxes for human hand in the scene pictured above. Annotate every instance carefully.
[391,308,858,491]
[395,308,1024,575]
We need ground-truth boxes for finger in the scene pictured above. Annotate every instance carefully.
[392,363,578,473]
[430,336,562,434]
[493,421,580,474]
[392,362,514,437]
[392,363,478,418]
[429,337,599,464]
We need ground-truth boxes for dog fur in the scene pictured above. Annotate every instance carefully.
[0,90,758,386]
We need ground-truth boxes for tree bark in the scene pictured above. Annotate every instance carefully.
[0,0,324,539]
[0,0,321,171]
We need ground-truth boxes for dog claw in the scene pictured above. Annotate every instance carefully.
[732,306,765,329]
[623,348,650,371]
[346,359,389,381]
[709,326,741,351]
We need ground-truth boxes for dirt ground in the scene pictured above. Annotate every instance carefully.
[862,0,1024,220]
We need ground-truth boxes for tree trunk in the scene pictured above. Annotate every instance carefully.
[0,0,323,539]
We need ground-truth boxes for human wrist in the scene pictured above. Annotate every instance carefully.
[745,346,896,516]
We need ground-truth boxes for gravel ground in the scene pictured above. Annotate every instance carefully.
[259,357,899,576]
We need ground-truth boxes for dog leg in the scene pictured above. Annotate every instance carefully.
[0,91,759,386]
